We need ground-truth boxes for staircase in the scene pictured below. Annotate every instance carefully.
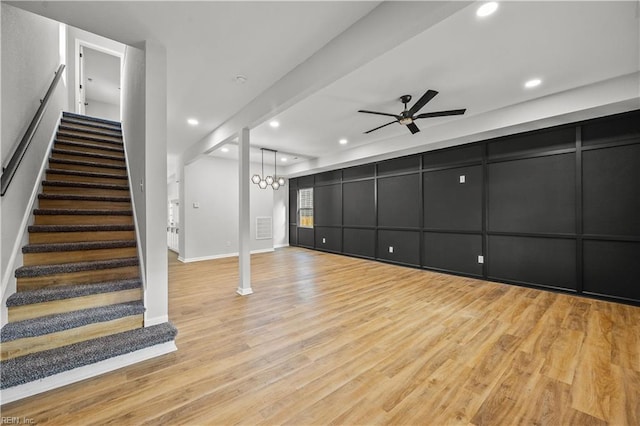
[1,112,176,392]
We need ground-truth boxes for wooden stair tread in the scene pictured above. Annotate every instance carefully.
[48,158,127,171]
[0,302,144,342]
[29,224,135,232]
[38,193,130,202]
[33,209,133,216]
[46,168,128,180]
[42,181,129,190]
[15,257,139,278]
[58,125,122,138]
[6,279,142,307]
[52,148,125,162]
[22,240,136,254]
[61,116,122,130]
[54,140,124,154]
[63,112,121,128]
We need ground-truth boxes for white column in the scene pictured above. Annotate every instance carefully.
[237,127,253,295]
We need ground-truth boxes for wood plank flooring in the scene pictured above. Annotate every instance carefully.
[2,247,639,425]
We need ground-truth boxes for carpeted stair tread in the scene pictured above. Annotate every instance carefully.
[63,112,122,127]
[6,279,142,307]
[58,125,123,138]
[43,180,129,190]
[29,224,135,233]
[39,193,131,203]
[0,302,145,342]
[15,257,139,278]
[48,158,127,170]
[23,240,136,254]
[33,209,132,216]
[0,322,176,389]
[52,148,125,161]
[54,139,124,153]
[46,168,128,180]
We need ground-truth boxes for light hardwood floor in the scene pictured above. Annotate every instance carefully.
[2,247,639,425]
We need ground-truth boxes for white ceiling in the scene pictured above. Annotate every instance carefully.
[9,1,640,178]
[83,47,120,106]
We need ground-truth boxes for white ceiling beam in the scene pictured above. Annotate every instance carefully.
[183,1,472,164]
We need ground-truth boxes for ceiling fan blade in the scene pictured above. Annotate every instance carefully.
[364,120,398,134]
[414,109,466,119]
[406,122,420,134]
[408,90,438,116]
[358,110,401,119]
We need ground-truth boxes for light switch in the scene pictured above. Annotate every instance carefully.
[459,175,466,184]
[193,202,200,208]
[389,246,394,253]
[478,255,484,264]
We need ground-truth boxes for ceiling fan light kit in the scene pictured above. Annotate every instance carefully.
[358,89,466,135]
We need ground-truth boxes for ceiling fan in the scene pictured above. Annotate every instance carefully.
[358,90,466,134]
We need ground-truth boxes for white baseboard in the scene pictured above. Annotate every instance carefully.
[236,287,254,296]
[0,341,177,405]
[179,248,275,263]
[274,243,290,249]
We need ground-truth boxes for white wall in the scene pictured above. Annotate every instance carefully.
[181,156,278,261]
[1,4,68,325]
[121,40,169,326]
[85,99,119,121]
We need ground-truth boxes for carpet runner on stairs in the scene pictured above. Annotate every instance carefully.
[0,112,176,392]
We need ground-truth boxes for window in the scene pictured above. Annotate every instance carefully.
[298,188,314,228]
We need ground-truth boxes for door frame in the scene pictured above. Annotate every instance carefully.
[74,38,124,118]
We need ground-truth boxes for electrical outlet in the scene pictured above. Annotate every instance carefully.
[389,246,394,253]
[478,255,484,264]
[193,202,200,208]
[459,175,466,184]
[322,238,326,244]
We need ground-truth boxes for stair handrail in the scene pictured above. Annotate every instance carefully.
[1,64,66,196]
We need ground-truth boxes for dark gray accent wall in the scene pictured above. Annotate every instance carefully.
[289,109,640,305]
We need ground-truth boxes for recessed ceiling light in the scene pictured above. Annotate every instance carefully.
[221,147,229,153]
[339,139,348,145]
[281,157,288,162]
[269,121,280,128]
[477,2,498,17]
[235,75,248,84]
[524,78,542,89]
[187,118,199,126]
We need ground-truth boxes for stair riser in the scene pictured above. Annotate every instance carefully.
[47,161,127,176]
[23,247,138,266]
[54,142,124,157]
[46,172,128,185]
[43,186,129,197]
[38,199,132,210]
[8,289,142,322]
[17,266,140,290]
[0,314,143,360]
[57,132,122,144]
[59,125,122,138]
[51,152,126,167]
[34,215,133,226]
[29,230,136,244]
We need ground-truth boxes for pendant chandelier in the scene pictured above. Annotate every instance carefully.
[251,148,286,190]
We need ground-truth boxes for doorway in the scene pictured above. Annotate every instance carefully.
[76,42,121,121]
